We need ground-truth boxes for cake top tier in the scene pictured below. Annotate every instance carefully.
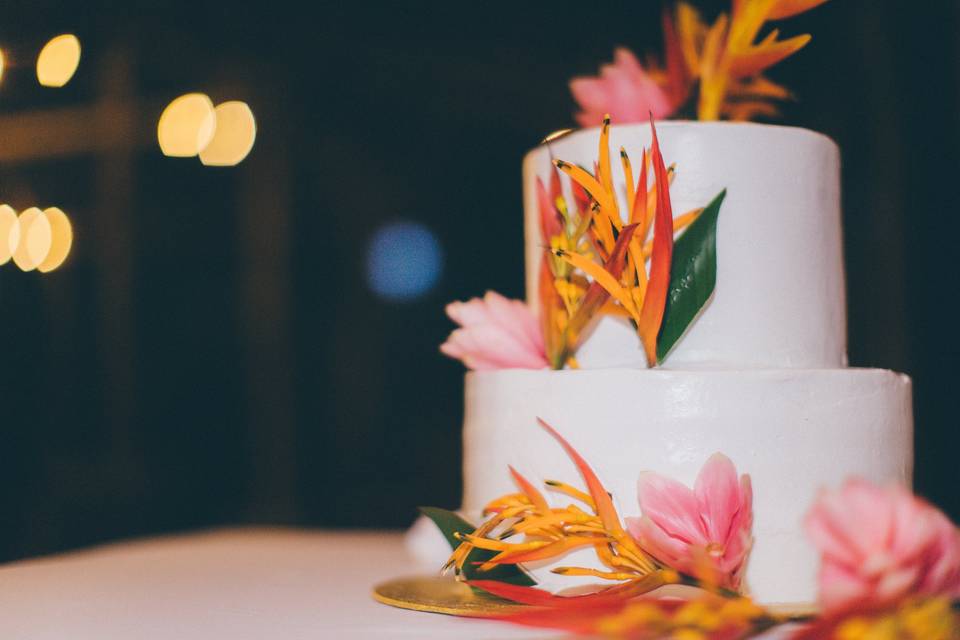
[522,122,847,369]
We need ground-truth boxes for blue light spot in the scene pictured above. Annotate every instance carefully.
[366,221,444,302]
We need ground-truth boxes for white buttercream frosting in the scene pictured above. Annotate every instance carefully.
[523,122,847,369]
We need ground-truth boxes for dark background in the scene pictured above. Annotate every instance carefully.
[0,1,956,561]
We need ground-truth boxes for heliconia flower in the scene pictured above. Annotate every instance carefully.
[570,48,676,128]
[804,478,960,613]
[440,291,548,370]
[626,454,753,591]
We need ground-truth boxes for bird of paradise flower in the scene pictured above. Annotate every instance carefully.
[538,116,726,369]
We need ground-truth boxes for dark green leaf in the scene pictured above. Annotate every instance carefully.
[418,506,536,586]
[656,189,725,363]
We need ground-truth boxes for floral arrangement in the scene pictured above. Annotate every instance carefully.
[440,0,831,372]
[442,117,725,369]
[422,420,960,639]
[572,0,831,123]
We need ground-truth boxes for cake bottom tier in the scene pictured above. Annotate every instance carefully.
[460,368,913,606]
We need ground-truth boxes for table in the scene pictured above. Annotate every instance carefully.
[0,528,546,639]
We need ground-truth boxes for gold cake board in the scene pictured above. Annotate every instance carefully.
[372,574,819,620]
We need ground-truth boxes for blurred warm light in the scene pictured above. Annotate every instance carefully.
[0,50,6,85]
[366,221,444,302]
[199,101,257,166]
[36,34,81,88]
[11,207,52,272]
[0,205,20,265]
[158,93,217,157]
[37,207,73,273]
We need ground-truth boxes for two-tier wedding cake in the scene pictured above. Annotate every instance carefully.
[386,4,953,633]
[453,122,913,606]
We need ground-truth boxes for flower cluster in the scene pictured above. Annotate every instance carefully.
[441,117,721,371]
[441,419,754,601]
[571,0,831,122]
[425,420,960,639]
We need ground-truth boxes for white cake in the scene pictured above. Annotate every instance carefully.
[455,122,914,606]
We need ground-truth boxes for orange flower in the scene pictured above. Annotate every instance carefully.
[672,0,830,120]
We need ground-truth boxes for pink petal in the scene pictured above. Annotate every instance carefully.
[445,298,494,327]
[440,331,504,370]
[440,292,548,370]
[637,471,707,545]
[626,515,689,570]
[569,48,675,127]
[819,560,872,611]
[694,453,742,544]
[918,511,960,596]
[806,503,861,569]
[457,325,545,369]
[482,291,544,356]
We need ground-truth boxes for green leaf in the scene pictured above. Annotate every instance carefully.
[418,506,536,586]
[656,189,726,364]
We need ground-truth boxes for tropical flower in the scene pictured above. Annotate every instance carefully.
[804,478,960,613]
[446,419,665,595]
[570,48,677,128]
[440,291,548,370]
[673,0,830,120]
[626,454,753,591]
[549,117,709,367]
[570,2,830,122]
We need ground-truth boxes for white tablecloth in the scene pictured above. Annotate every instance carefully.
[0,528,546,639]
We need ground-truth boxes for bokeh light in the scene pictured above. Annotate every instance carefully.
[11,207,52,272]
[157,93,217,157]
[37,207,73,272]
[0,205,20,265]
[366,221,443,302]
[36,34,81,88]
[0,50,6,85]
[199,101,257,166]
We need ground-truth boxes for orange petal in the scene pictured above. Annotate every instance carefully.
[637,119,674,366]
[728,34,812,78]
[484,537,599,565]
[768,0,830,20]
[509,466,550,512]
[536,418,624,536]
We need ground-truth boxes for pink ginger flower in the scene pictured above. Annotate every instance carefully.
[805,478,960,613]
[440,291,548,370]
[570,48,677,128]
[626,454,753,591]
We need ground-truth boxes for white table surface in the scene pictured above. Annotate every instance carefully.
[0,527,548,639]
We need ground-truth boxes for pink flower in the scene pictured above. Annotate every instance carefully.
[440,291,548,370]
[570,48,677,128]
[626,454,753,591]
[805,478,960,613]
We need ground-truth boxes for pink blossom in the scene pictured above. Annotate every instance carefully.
[626,454,753,591]
[805,478,960,613]
[440,291,548,370]
[570,48,676,128]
